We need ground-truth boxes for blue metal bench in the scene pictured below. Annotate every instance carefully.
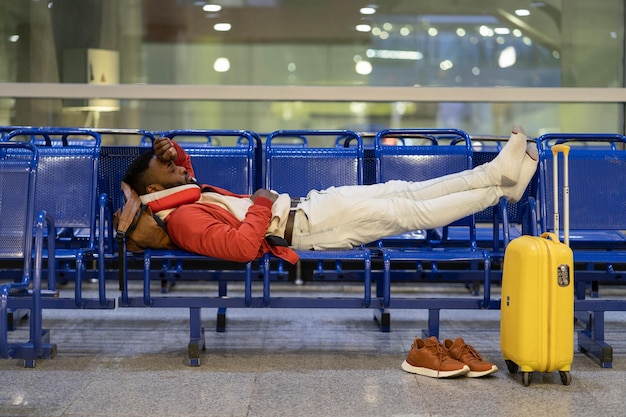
[115,130,260,366]
[3,128,115,311]
[263,130,373,310]
[373,128,493,336]
[0,142,56,367]
[537,133,626,368]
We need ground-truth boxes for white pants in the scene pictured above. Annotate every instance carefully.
[290,165,503,250]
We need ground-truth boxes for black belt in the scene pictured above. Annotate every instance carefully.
[284,199,300,245]
[284,211,296,246]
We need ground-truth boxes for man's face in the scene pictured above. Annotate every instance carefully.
[145,155,194,193]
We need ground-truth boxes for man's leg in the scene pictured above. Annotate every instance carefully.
[293,186,504,250]
[315,128,529,202]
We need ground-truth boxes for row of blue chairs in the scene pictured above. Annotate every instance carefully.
[1,126,625,368]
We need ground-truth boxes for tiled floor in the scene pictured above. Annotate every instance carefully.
[1,281,625,417]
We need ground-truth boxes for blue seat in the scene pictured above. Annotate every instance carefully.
[3,128,114,310]
[536,133,626,368]
[115,130,260,366]
[0,141,56,367]
[374,128,492,336]
[263,130,373,309]
[537,134,626,249]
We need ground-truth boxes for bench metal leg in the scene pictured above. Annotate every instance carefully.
[421,309,440,339]
[577,311,613,368]
[216,281,227,332]
[188,307,205,367]
[373,308,390,332]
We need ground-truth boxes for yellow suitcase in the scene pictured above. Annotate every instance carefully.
[500,144,574,386]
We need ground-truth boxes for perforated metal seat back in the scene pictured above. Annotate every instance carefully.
[3,129,101,247]
[35,146,99,230]
[0,143,37,259]
[266,147,362,197]
[184,146,255,195]
[99,146,145,212]
[265,130,363,197]
[542,148,626,232]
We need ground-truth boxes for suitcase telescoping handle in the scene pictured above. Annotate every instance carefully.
[551,144,570,246]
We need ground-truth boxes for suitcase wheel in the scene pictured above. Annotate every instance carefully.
[559,371,572,386]
[505,360,518,374]
[522,372,533,386]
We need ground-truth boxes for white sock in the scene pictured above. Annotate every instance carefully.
[503,142,538,203]
[487,128,528,186]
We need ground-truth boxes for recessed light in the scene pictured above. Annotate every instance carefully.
[214,23,231,31]
[203,4,222,12]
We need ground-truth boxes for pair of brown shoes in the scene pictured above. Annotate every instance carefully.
[402,336,498,378]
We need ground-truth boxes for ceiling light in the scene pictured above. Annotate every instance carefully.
[515,9,530,16]
[494,27,510,35]
[366,49,423,61]
[355,24,372,33]
[213,23,231,31]
[439,60,453,71]
[8,35,19,42]
[479,25,494,37]
[355,60,372,75]
[203,4,222,12]
[360,7,376,15]
[498,46,517,68]
[213,57,230,72]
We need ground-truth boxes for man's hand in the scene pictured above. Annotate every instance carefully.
[250,189,277,203]
[153,137,177,162]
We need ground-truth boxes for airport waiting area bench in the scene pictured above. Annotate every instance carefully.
[0,126,624,368]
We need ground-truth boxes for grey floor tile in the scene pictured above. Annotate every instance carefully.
[0,281,625,417]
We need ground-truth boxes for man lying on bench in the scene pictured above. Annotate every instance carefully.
[122,128,537,264]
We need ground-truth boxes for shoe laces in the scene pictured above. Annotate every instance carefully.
[429,342,452,377]
[458,343,483,362]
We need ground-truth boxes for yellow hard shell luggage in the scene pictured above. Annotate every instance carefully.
[500,144,574,386]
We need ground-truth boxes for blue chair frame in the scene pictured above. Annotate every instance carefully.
[3,128,115,310]
[374,128,493,336]
[116,130,261,366]
[0,142,56,367]
[263,130,373,310]
[537,133,626,368]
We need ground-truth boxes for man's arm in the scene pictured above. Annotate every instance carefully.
[153,137,195,179]
[166,198,274,263]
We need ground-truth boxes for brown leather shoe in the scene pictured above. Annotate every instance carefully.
[443,337,498,377]
[401,336,469,378]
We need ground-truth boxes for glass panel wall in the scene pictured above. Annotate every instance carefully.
[0,0,624,136]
